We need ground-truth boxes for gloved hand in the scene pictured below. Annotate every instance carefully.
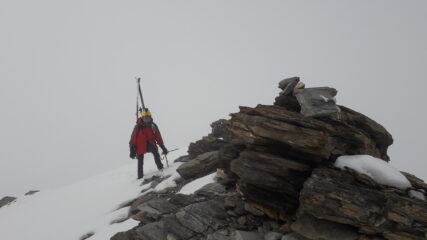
[160,144,169,155]
[130,145,136,159]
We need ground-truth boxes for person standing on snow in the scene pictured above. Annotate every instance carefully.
[129,109,168,179]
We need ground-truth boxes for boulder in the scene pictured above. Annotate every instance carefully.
[295,87,340,117]
[278,77,300,96]
[177,151,220,180]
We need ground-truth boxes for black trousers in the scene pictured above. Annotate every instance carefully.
[137,144,163,179]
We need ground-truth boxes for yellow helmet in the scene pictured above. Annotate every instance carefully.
[140,109,152,117]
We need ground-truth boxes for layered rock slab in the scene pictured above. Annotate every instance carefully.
[298,167,427,240]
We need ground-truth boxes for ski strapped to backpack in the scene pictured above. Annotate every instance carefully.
[134,77,177,166]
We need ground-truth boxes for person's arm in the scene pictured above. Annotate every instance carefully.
[153,123,168,154]
[129,125,138,158]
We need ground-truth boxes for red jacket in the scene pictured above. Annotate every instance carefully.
[130,119,164,155]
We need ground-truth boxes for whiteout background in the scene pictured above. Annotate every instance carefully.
[0,0,426,196]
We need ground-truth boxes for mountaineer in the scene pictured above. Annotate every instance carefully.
[129,109,168,179]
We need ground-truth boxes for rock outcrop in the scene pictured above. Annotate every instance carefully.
[0,196,16,209]
[111,78,426,240]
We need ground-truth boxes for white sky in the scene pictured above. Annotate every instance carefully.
[0,0,426,196]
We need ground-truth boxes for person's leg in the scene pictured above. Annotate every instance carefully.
[152,148,164,170]
[137,154,144,179]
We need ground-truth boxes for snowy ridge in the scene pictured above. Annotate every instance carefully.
[0,149,186,240]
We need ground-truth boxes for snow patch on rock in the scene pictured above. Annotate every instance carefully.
[335,155,411,190]
[179,172,216,195]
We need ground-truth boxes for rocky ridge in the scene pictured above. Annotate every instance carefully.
[111,78,427,240]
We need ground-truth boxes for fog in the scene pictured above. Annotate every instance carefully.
[1,0,426,196]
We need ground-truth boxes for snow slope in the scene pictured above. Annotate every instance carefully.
[0,149,185,240]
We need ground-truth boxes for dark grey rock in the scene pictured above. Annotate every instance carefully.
[176,199,228,233]
[295,87,340,117]
[233,230,263,240]
[0,196,16,208]
[169,193,198,207]
[278,77,300,96]
[299,167,427,239]
[145,198,178,214]
[174,155,191,163]
[211,119,233,142]
[25,190,39,196]
[188,135,226,158]
[195,182,226,197]
[79,231,95,240]
[207,231,232,240]
[177,151,220,180]
[291,214,358,240]
[134,221,167,240]
[281,233,310,240]
[163,215,196,239]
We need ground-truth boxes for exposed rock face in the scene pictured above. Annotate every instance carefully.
[112,78,425,240]
[299,167,427,240]
[0,196,16,208]
[177,151,220,180]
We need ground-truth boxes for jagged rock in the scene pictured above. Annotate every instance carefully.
[80,232,95,240]
[176,199,228,233]
[162,215,197,239]
[278,77,300,96]
[112,80,424,240]
[298,167,427,239]
[0,196,16,208]
[130,194,156,215]
[402,172,427,192]
[188,136,226,158]
[177,151,220,180]
[134,221,167,240]
[231,150,311,193]
[174,155,191,163]
[291,214,358,240]
[233,230,262,240]
[274,95,301,112]
[207,231,232,240]
[228,104,392,161]
[211,119,234,142]
[281,233,310,240]
[295,87,340,117]
[25,190,39,196]
[244,203,264,217]
[195,182,226,197]
[169,193,198,207]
